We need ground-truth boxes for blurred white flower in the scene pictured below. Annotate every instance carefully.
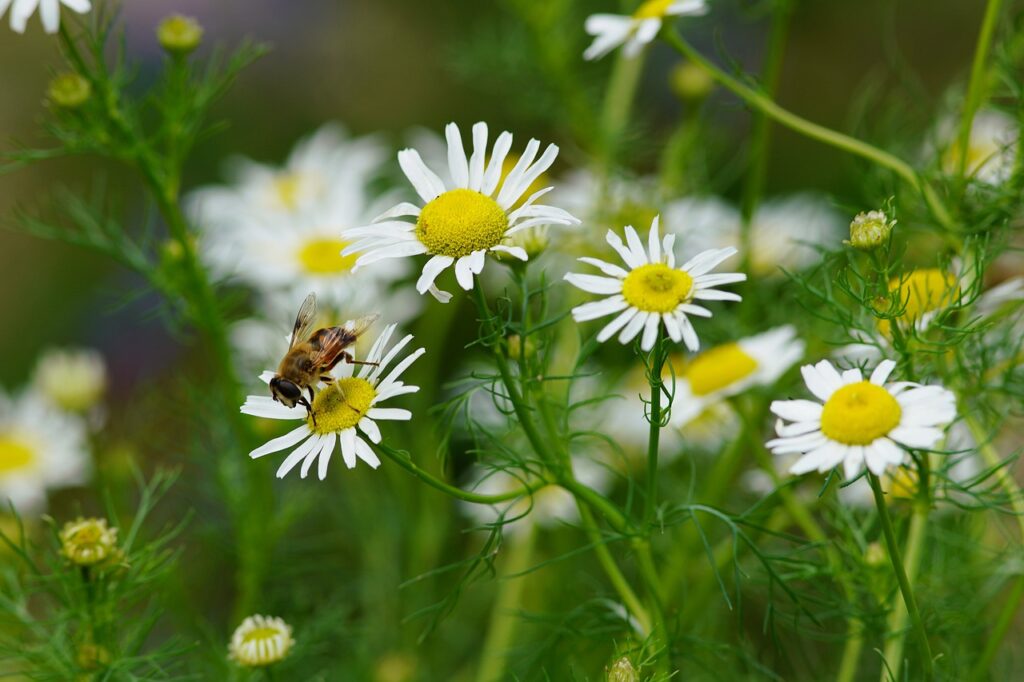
[3,0,90,34]
[189,124,414,316]
[767,359,956,479]
[583,0,708,61]
[241,324,423,479]
[664,194,842,278]
[937,109,1018,185]
[460,457,611,534]
[566,216,745,352]
[32,347,106,413]
[0,390,90,515]
[341,122,579,302]
[228,614,294,667]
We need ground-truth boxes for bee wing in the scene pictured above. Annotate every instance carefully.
[308,326,351,371]
[288,293,318,349]
[341,313,381,339]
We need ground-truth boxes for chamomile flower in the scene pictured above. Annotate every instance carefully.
[583,0,709,61]
[240,324,423,479]
[0,390,90,515]
[2,0,90,34]
[340,122,580,303]
[32,347,106,413]
[666,194,843,278]
[936,109,1018,185]
[59,517,119,567]
[766,359,957,479]
[228,615,295,667]
[566,216,745,352]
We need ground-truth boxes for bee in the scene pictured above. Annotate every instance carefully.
[269,293,379,424]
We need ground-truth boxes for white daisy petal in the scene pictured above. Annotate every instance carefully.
[249,425,310,459]
[467,122,489,191]
[640,313,661,351]
[597,308,638,342]
[481,131,514,196]
[368,407,413,421]
[276,433,323,479]
[770,400,824,422]
[398,149,446,203]
[578,256,629,279]
[339,428,358,468]
[359,417,382,444]
[571,296,629,322]
[354,435,382,469]
[870,359,897,385]
[445,122,470,188]
[491,244,529,261]
[416,255,455,294]
[455,256,476,291]
[564,273,625,295]
[618,311,649,345]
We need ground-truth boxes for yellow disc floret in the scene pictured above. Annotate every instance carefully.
[878,269,959,335]
[622,263,693,313]
[634,0,674,19]
[683,343,758,396]
[0,436,34,474]
[820,381,902,445]
[309,378,376,434]
[416,189,509,258]
[297,238,358,274]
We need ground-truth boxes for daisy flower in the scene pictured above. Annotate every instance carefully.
[766,359,957,479]
[565,216,745,352]
[240,324,424,479]
[583,0,708,61]
[32,347,106,413]
[937,109,1018,185]
[0,389,90,515]
[340,122,580,303]
[664,194,842,278]
[228,615,295,667]
[3,0,90,34]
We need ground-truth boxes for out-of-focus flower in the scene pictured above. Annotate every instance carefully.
[0,390,90,515]
[341,122,579,302]
[670,60,713,100]
[156,14,202,54]
[876,268,960,337]
[241,324,423,479]
[583,0,708,61]
[937,109,1018,185]
[33,347,106,413]
[846,210,895,251]
[59,517,119,567]
[664,194,842,278]
[228,615,294,667]
[190,125,414,318]
[460,457,610,534]
[766,359,956,479]
[566,216,745,352]
[3,0,90,34]
[47,72,91,109]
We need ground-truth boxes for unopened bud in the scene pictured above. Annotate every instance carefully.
[157,15,203,55]
[865,541,886,568]
[48,73,91,109]
[506,335,536,361]
[60,518,120,567]
[846,210,894,251]
[607,656,639,682]
[670,61,713,100]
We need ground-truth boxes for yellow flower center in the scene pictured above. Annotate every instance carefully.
[820,381,902,445]
[622,263,693,313]
[242,627,284,645]
[0,436,35,474]
[296,237,358,275]
[416,189,509,258]
[308,378,376,434]
[878,269,959,335]
[683,343,758,396]
[634,0,674,19]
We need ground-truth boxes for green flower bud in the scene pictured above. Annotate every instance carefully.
[846,210,894,251]
[607,656,639,682]
[157,15,203,55]
[48,73,91,109]
[670,61,713,100]
[506,335,537,361]
[865,541,887,568]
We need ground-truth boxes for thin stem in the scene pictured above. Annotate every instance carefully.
[634,541,672,677]
[955,0,1004,185]
[375,443,543,505]
[475,525,537,682]
[645,335,668,525]
[966,415,1024,680]
[661,28,955,231]
[869,473,934,679]
[600,51,646,171]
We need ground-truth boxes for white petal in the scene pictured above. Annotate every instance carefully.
[340,428,357,468]
[359,417,382,444]
[353,435,382,469]
[416,255,455,294]
[678,314,700,351]
[372,202,421,222]
[368,407,413,421]
[578,256,629,279]
[564,273,624,295]
[640,314,660,351]
[618,310,648,345]
[596,307,638,342]
[445,122,469,188]
[692,289,742,302]
[468,122,488,192]
[249,425,310,459]
[427,284,453,303]
[607,230,646,269]
[623,226,649,266]
[491,244,528,261]
[496,139,539,207]
[455,256,476,291]
[398,149,446,203]
[770,399,823,422]
[682,247,738,277]
[276,433,323,479]
[482,131,514,196]
[571,296,629,322]
[316,431,337,480]
[870,359,897,385]
[647,215,662,263]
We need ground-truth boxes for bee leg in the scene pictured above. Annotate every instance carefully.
[307,386,315,402]
[298,396,315,427]
[340,351,379,367]
[320,375,334,384]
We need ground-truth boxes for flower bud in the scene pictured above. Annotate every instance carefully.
[607,656,639,682]
[864,541,886,568]
[48,73,91,109]
[846,210,894,251]
[157,15,203,55]
[670,61,713,100]
[60,518,120,567]
[506,334,537,361]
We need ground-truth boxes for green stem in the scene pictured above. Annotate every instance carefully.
[966,416,1024,680]
[600,50,646,170]
[375,443,544,504]
[661,28,955,231]
[955,0,1004,185]
[645,335,668,526]
[634,541,672,677]
[869,473,934,679]
[475,524,537,682]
